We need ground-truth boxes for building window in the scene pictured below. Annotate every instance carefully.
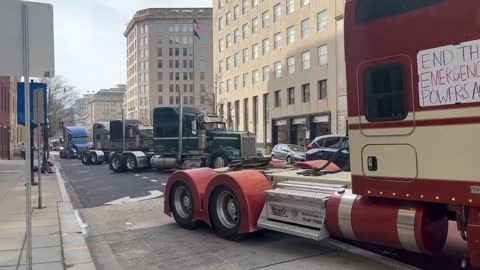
[200,60,206,69]
[274,61,282,78]
[252,18,259,34]
[301,18,310,39]
[158,48,162,56]
[252,0,258,8]
[288,87,295,105]
[175,48,179,56]
[175,60,179,68]
[302,51,311,70]
[219,81,224,94]
[156,23,163,32]
[184,84,188,92]
[234,76,239,90]
[169,48,173,56]
[234,29,240,44]
[242,0,248,14]
[175,72,180,81]
[170,96,174,104]
[199,48,206,57]
[200,72,205,80]
[158,72,163,80]
[158,84,163,92]
[226,11,231,25]
[243,49,249,63]
[262,11,269,28]
[219,60,224,73]
[244,98,249,132]
[287,0,295,14]
[227,79,232,92]
[183,72,188,80]
[274,32,282,50]
[243,73,248,87]
[274,90,281,107]
[158,96,163,105]
[252,44,259,59]
[234,5,240,20]
[274,4,281,22]
[287,56,295,75]
[219,16,224,31]
[226,34,232,48]
[302,84,310,103]
[219,39,224,52]
[252,70,259,85]
[242,24,249,39]
[262,39,269,55]
[226,57,232,70]
[169,84,174,92]
[234,53,240,67]
[302,0,310,6]
[262,66,270,82]
[287,26,295,45]
[169,72,174,80]
[318,45,328,65]
[318,80,327,100]
[364,63,408,122]
[317,10,328,31]
[158,60,163,68]
[218,0,223,8]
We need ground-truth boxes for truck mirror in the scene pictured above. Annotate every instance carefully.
[192,120,197,135]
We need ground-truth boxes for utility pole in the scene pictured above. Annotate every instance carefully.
[178,90,183,162]
[122,106,126,152]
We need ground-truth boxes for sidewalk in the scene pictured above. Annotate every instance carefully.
[0,160,96,270]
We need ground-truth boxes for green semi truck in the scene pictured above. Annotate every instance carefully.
[109,106,257,172]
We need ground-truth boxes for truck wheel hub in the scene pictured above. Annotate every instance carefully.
[216,190,239,228]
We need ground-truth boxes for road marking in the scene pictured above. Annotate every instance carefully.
[142,177,148,179]
[79,171,88,173]
[161,183,166,186]
[105,190,164,205]
[150,180,158,182]
[134,174,140,177]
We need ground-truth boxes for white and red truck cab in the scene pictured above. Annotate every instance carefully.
[164,0,480,267]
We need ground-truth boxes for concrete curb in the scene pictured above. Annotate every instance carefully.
[54,162,97,270]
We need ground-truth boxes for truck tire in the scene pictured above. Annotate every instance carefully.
[169,182,198,229]
[209,185,241,239]
[110,153,126,173]
[125,154,141,172]
[91,152,98,165]
[211,154,229,169]
[82,153,91,164]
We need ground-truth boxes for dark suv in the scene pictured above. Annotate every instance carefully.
[306,135,350,170]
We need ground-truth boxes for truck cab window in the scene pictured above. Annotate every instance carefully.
[356,0,445,24]
[364,62,408,122]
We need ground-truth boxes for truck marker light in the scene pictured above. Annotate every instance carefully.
[451,197,456,202]
[379,191,383,195]
[406,194,410,198]
[469,199,473,203]
[420,195,424,199]
[392,193,396,196]
[367,190,371,194]
[435,196,439,200]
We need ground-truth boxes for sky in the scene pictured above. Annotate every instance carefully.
[35,0,212,94]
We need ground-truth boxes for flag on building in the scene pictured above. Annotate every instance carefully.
[193,19,201,39]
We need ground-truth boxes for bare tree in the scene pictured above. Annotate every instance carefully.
[201,73,222,114]
[37,76,79,138]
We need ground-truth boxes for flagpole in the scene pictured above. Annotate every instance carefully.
[192,17,196,110]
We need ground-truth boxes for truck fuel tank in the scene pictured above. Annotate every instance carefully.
[151,155,177,170]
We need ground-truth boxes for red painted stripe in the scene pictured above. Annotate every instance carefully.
[348,116,480,130]
[352,175,480,207]
[325,194,344,238]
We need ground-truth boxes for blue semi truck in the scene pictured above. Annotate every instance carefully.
[59,126,89,159]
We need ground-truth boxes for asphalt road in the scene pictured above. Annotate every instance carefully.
[58,158,171,208]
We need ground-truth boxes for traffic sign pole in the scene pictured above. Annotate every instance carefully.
[22,4,33,269]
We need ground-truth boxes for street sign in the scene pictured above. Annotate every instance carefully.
[17,82,48,125]
[0,0,55,77]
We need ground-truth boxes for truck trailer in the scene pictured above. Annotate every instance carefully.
[59,126,89,159]
[163,0,480,268]
[109,106,257,173]
[81,120,153,165]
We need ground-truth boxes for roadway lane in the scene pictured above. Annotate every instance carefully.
[58,158,171,208]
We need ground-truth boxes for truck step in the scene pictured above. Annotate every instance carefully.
[257,181,344,241]
[257,217,329,241]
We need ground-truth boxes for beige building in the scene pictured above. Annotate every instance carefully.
[85,85,126,137]
[214,0,347,149]
[124,8,214,121]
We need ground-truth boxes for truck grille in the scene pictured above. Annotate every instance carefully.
[241,134,257,158]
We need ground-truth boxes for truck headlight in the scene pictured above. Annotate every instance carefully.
[60,147,64,150]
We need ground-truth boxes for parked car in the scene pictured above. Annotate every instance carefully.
[271,144,306,164]
[306,135,350,170]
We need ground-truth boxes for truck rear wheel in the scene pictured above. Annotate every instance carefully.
[125,154,141,172]
[82,153,90,164]
[170,182,198,229]
[91,152,98,164]
[209,185,241,239]
[110,153,126,172]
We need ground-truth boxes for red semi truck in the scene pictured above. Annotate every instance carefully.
[164,0,480,268]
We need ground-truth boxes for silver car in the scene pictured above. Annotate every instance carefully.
[271,144,306,164]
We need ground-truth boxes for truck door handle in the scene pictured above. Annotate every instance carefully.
[367,156,377,171]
